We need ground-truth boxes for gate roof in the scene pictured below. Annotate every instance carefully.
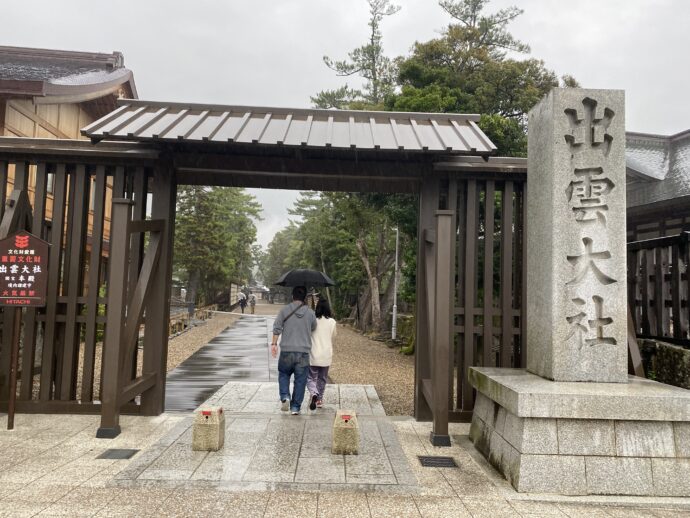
[82,100,496,155]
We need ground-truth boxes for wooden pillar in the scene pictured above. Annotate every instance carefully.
[97,199,132,438]
[140,163,176,415]
[414,177,439,421]
[430,210,454,446]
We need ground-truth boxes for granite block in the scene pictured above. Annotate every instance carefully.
[585,457,653,495]
[651,458,690,496]
[469,367,690,421]
[615,421,676,457]
[517,454,586,495]
[557,419,615,455]
[473,392,493,423]
[502,412,558,454]
[469,416,492,457]
[673,422,690,457]
[488,431,520,486]
[494,406,507,435]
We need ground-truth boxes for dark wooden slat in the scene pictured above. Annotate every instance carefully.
[447,179,457,409]
[81,166,107,402]
[119,372,156,406]
[482,180,495,367]
[462,179,477,411]
[654,247,664,337]
[112,166,126,198]
[518,183,527,368]
[455,181,466,409]
[126,167,147,382]
[59,165,89,400]
[500,181,514,367]
[627,249,638,337]
[13,161,28,190]
[641,250,652,335]
[0,161,8,222]
[19,162,48,400]
[39,164,67,400]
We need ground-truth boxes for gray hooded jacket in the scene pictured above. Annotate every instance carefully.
[273,301,317,353]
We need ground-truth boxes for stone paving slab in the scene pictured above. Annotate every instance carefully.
[1,410,689,516]
[118,381,417,493]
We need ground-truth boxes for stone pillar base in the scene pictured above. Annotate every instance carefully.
[469,367,690,496]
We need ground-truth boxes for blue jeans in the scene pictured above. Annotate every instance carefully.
[278,351,310,411]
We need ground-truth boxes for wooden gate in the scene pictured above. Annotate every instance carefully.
[416,162,527,439]
[0,140,169,417]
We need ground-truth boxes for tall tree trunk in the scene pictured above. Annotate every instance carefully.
[319,241,332,306]
[187,270,200,303]
[356,237,382,333]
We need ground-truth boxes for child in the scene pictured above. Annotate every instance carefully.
[307,299,336,410]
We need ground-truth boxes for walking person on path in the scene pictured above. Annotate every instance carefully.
[271,286,317,415]
[238,292,247,314]
[307,299,336,410]
[249,293,256,314]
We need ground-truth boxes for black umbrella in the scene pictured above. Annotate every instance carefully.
[275,269,335,287]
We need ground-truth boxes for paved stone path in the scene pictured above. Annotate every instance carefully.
[121,382,417,490]
[165,315,277,412]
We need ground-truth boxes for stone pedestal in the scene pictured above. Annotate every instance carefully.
[470,368,690,496]
[332,409,360,455]
[192,406,225,451]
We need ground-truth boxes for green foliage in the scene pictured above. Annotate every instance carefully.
[174,186,260,304]
[387,0,568,156]
[312,0,401,109]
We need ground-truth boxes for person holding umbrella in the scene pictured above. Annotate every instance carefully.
[271,285,317,414]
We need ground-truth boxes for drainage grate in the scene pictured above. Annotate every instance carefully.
[418,455,457,468]
[97,448,139,460]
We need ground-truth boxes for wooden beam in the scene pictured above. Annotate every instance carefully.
[7,101,71,139]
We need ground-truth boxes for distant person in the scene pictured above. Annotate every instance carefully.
[238,292,247,314]
[307,299,336,410]
[271,286,317,415]
[249,293,256,314]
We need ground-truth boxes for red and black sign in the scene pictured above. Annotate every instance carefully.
[0,231,49,307]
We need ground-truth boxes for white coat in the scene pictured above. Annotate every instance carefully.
[310,317,336,367]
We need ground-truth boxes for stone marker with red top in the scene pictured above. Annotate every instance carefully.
[192,406,225,451]
[332,409,359,455]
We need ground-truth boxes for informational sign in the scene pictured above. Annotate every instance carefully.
[0,231,49,307]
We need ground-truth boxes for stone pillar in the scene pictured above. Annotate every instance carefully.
[526,89,627,383]
[468,88,690,497]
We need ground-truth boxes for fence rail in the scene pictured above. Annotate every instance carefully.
[627,231,690,346]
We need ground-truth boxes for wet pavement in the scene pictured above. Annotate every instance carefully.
[165,315,277,412]
[118,381,418,491]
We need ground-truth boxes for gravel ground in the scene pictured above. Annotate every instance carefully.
[328,324,415,416]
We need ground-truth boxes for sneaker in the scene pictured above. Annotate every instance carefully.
[291,408,300,415]
[309,394,318,411]
[316,399,323,408]
[281,399,289,412]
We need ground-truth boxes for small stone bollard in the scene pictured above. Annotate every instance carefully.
[192,406,225,451]
[331,409,359,455]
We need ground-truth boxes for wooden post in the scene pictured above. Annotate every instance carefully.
[140,163,176,415]
[7,308,21,430]
[430,210,453,446]
[414,178,438,421]
[96,199,132,438]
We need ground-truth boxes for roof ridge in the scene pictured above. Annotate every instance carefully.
[116,98,481,122]
[0,45,123,68]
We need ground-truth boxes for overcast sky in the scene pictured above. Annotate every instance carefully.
[4,0,689,247]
